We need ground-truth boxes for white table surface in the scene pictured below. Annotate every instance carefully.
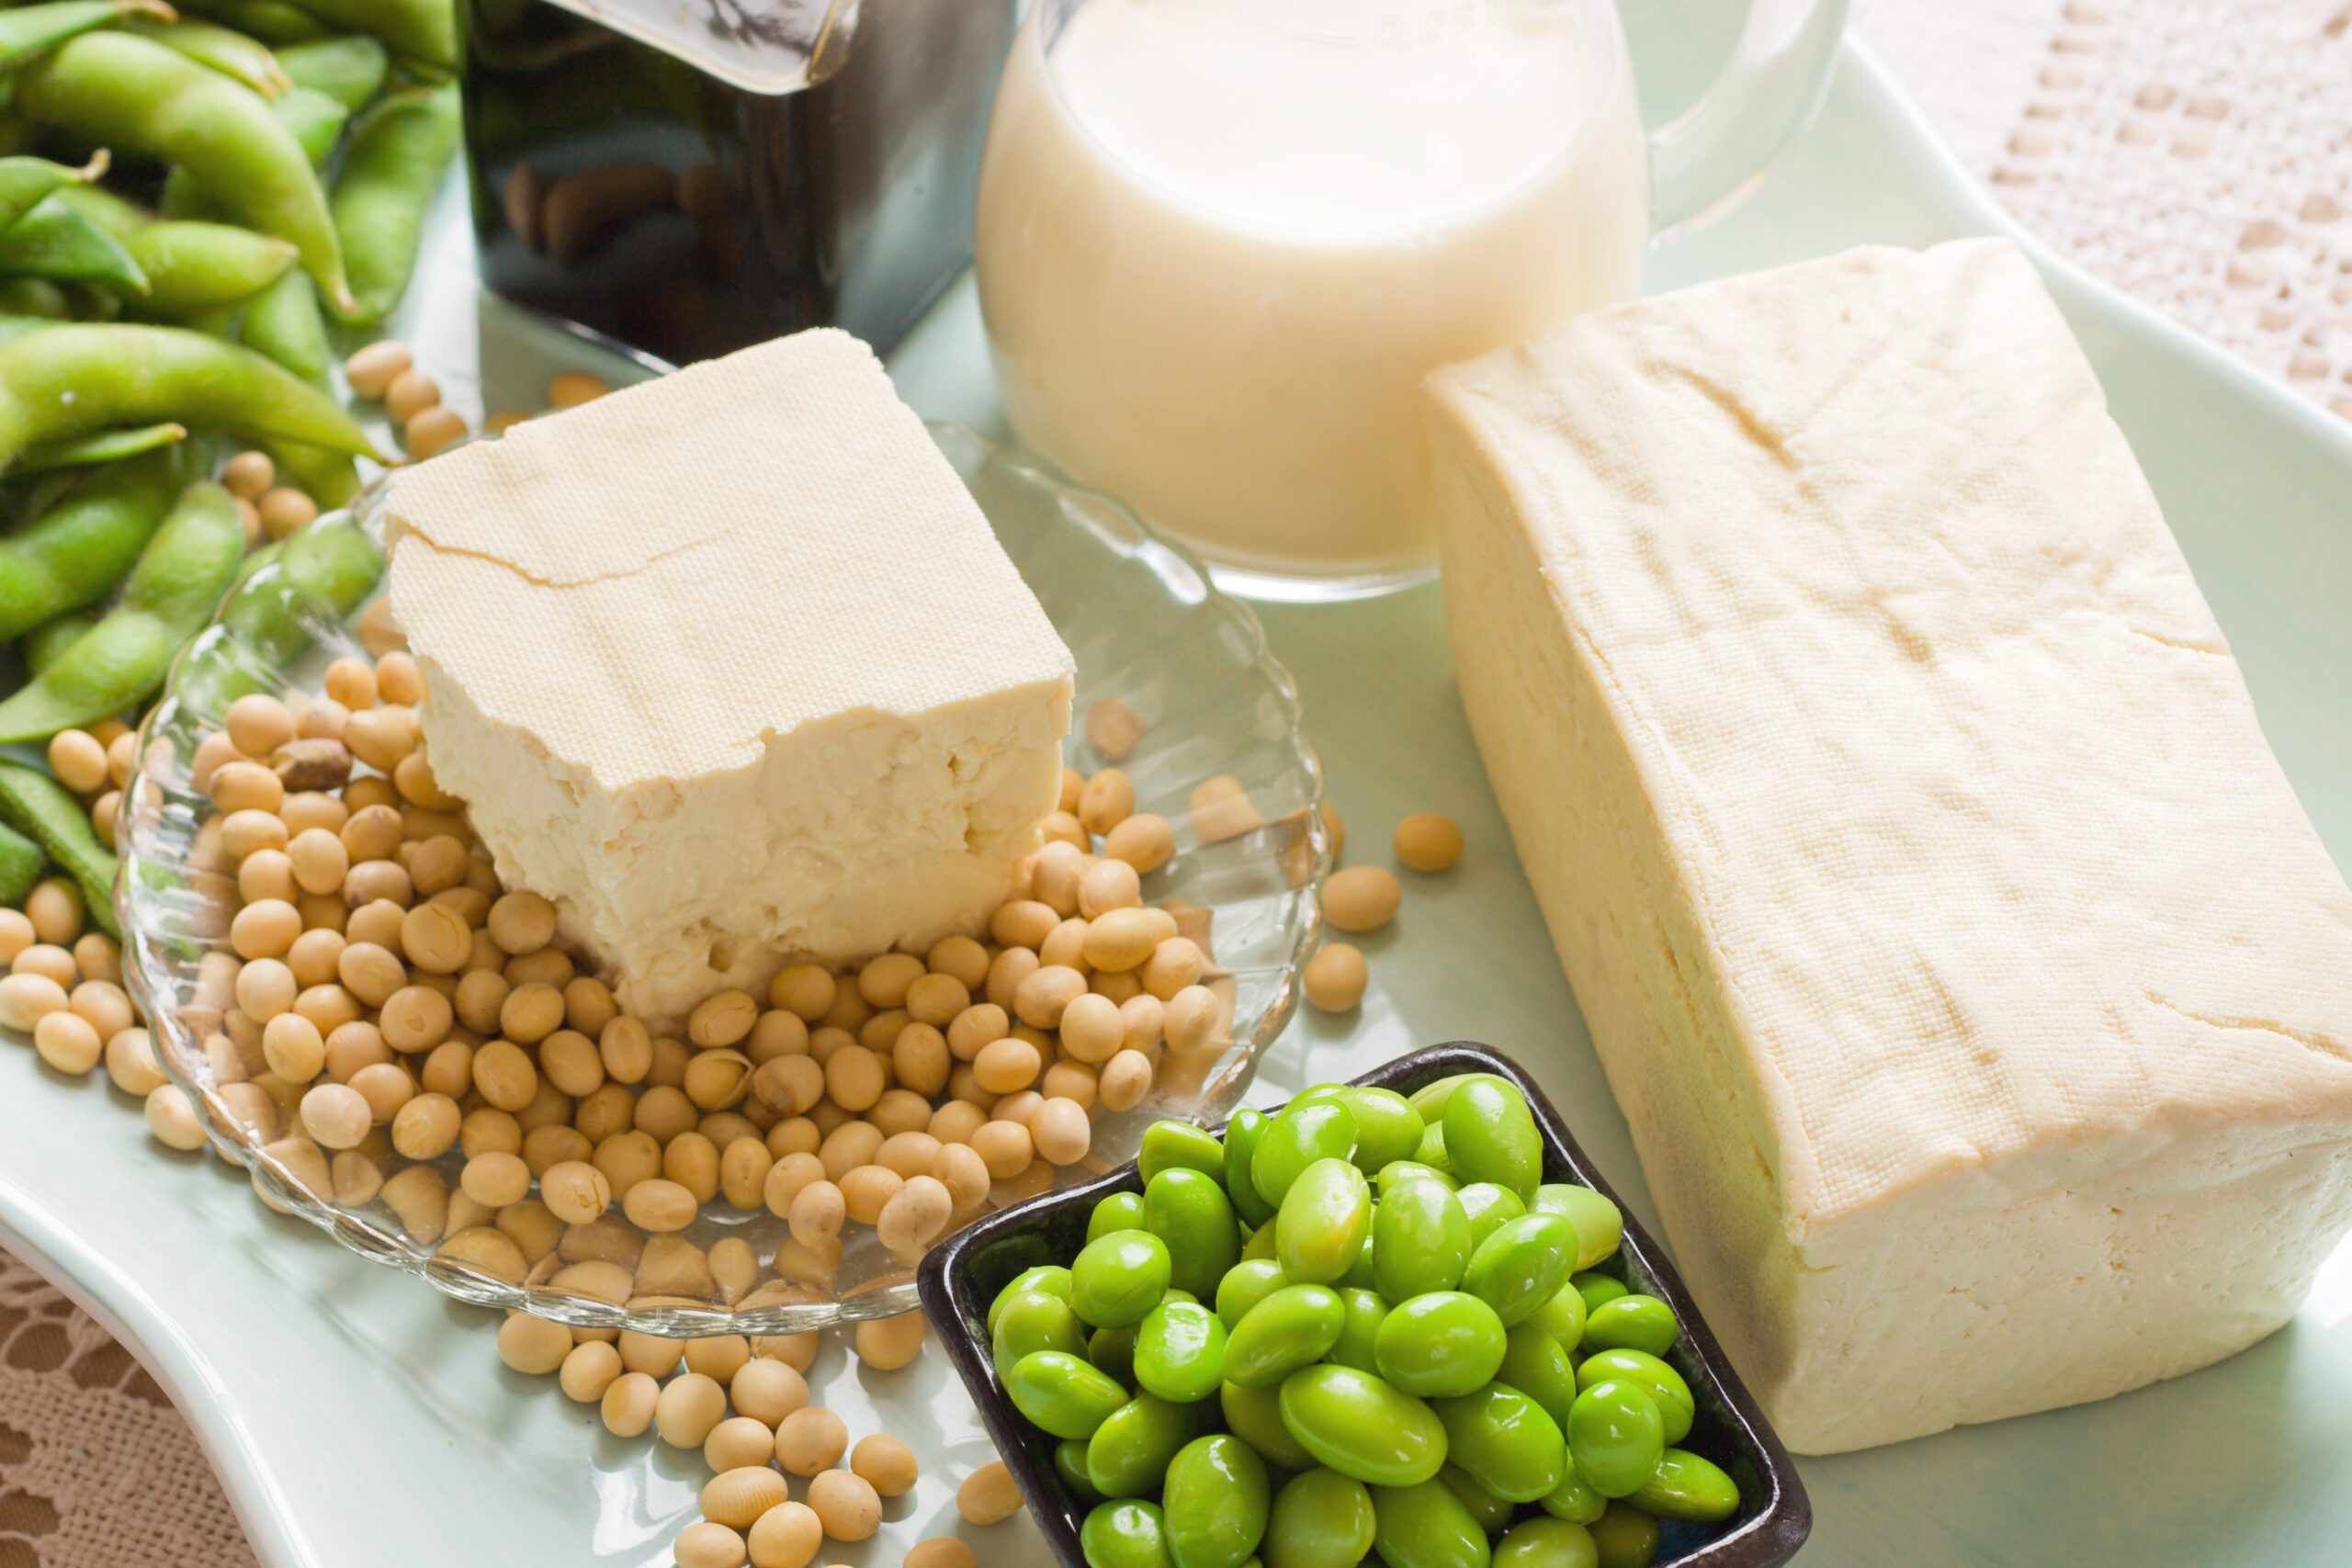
[1,36,2349,1568]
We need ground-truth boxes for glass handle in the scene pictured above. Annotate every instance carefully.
[1645,0,1851,236]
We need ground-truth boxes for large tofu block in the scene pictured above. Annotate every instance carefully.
[388,329,1075,1029]
[1426,239,2352,1453]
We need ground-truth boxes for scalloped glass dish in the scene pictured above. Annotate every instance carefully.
[117,423,1327,1336]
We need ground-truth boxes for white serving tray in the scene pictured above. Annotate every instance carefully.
[0,38,2346,1568]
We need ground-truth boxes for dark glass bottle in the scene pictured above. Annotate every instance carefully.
[458,0,1012,365]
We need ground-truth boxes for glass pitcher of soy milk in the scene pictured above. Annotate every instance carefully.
[976,0,1849,598]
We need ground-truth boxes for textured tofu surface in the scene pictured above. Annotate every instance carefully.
[388,329,1075,1027]
[1427,239,2352,1453]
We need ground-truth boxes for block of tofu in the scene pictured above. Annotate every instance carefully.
[386,328,1075,1030]
[1426,239,2352,1454]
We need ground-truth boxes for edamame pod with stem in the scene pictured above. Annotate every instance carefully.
[0,446,184,640]
[0,479,246,742]
[153,80,348,220]
[333,81,459,325]
[46,180,153,244]
[0,323,378,468]
[0,152,104,233]
[0,0,170,73]
[128,220,299,318]
[0,761,119,937]
[124,16,293,98]
[0,195,149,293]
[276,35,386,112]
[15,31,354,310]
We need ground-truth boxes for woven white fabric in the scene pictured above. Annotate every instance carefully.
[1858,0,2352,421]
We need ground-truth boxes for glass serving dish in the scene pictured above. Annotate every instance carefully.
[117,425,1328,1336]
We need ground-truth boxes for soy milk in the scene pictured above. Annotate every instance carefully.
[976,0,1648,584]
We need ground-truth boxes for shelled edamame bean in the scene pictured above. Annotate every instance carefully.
[984,1077,1742,1568]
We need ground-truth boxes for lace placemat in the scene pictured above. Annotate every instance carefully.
[1857,0,2352,422]
[2,6,2346,1564]
[0,1255,254,1568]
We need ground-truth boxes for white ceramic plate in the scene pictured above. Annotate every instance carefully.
[0,38,2346,1568]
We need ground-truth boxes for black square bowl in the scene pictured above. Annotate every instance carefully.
[917,1042,1812,1568]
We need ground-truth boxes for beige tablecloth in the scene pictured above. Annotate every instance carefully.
[2,3,2346,1562]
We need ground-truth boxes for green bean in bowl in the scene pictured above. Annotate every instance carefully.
[921,1045,1814,1568]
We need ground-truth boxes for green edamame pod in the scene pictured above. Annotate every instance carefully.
[277,0,456,72]
[125,16,293,97]
[22,610,95,675]
[0,446,182,639]
[0,479,245,741]
[259,436,358,506]
[235,508,379,635]
[0,278,70,318]
[273,84,350,168]
[17,422,187,472]
[240,268,329,383]
[47,180,156,244]
[16,31,353,310]
[0,152,101,233]
[0,760,118,937]
[0,195,149,293]
[0,0,167,73]
[0,323,377,468]
[276,36,386,113]
[174,0,331,47]
[0,821,41,907]
[127,220,299,319]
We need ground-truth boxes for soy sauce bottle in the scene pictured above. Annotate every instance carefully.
[458,0,1012,365]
